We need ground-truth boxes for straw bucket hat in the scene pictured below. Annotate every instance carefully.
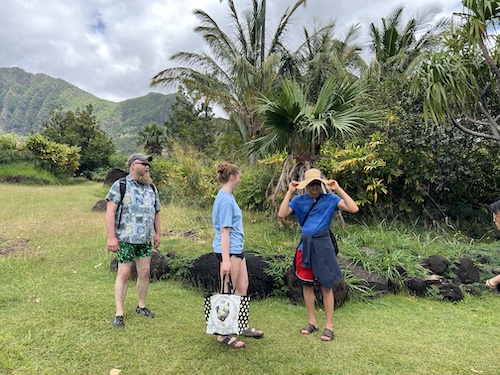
[296,168,329,189]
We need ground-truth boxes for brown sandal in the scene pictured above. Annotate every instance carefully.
[219,335,245,349]
[300,323,318,335]
[241,327,264,338]
[320,328,334,341]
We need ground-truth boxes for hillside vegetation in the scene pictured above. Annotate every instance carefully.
[0,67,176,153]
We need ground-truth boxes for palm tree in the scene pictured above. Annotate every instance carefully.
[367,4,449,77]
[150,0,310,143]
[409,0,500,143]
[247,75,380,204]
[136,123,165,156]
[293,22,367,99]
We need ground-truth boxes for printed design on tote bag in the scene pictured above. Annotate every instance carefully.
[204,294,250,336]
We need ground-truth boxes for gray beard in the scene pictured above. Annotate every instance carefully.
[135,172,153,185]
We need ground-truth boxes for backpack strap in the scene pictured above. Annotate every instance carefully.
[117,177,127,226]
[119,178,127,202]
[150,183,159,211]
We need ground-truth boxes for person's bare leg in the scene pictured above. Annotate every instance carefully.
[135,256,151,308]
[486,274,500,289]
[115,262,132,316]
[320,285,334,341]
[300,285,318,334]
[217,256,247,347]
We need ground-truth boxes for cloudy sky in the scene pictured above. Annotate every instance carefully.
[0,0,461,102]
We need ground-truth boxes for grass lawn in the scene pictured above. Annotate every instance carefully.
[0,182,499,375]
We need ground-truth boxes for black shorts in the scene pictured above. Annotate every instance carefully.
[215,252,245,262]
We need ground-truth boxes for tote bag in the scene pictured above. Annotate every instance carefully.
[204,275,250,335]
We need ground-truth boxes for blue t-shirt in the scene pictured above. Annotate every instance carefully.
[212,189,244,254]
[289,192,341,235]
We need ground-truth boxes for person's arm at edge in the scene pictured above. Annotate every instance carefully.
[327,180,359,213]
[153,211,161,251]
[220,227,232,284]
[106,201,119,252]
[278,181,299,219]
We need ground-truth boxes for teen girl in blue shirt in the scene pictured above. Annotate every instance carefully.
[212,162,264,349]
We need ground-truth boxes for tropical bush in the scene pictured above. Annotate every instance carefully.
[0,134,24,164]
[21,133,81,177]
[149,144,216,207]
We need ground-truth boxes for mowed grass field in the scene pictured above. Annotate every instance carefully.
[0,182,499,375]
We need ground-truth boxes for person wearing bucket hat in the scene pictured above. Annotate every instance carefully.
[295,168,330,190]
[278,168,359,341]
[105,153,161,327]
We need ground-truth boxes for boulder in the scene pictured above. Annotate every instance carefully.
[438,282,463,302]
[284,266,348,308]
[337,256,389,296]
[186,252,220,291]
[406,277,428,297]
[406,275,465,301]
[452,257,480,284]
[110,251,170,281]
[422,255,450,275]
[104,168,127,186]
[186,252,274,300]
[91,199,107,212]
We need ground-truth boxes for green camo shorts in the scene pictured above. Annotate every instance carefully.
[117,242,152,263]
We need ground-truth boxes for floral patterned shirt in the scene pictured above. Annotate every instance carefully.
[106,175,160,244]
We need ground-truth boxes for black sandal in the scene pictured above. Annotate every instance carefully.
[241,327,264,338]
[320,328,334,341]
[218,335,245,349]
[300,323,318,335]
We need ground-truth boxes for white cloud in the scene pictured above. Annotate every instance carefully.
[0,0,461,102]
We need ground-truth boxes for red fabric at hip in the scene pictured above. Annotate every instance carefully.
[294,248,314,282]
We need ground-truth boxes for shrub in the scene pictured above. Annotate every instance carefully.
[22,133,81,176]
[234,163,275,211]
[0,134,25,164]
[149,144,216,207]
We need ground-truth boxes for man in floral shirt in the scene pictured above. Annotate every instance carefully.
[106,153,161,327]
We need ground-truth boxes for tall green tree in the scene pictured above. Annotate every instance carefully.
[327,71,500,223]
[136,123,165,156]
[249,75,379,200]
[150,0,315,143]
[293,22,367,99]
[410,0,500,143]
[162,94,217,155]
[41,104,115,175]
[367,4,449,77]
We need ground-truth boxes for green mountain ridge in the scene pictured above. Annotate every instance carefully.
[0,67,176,154]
